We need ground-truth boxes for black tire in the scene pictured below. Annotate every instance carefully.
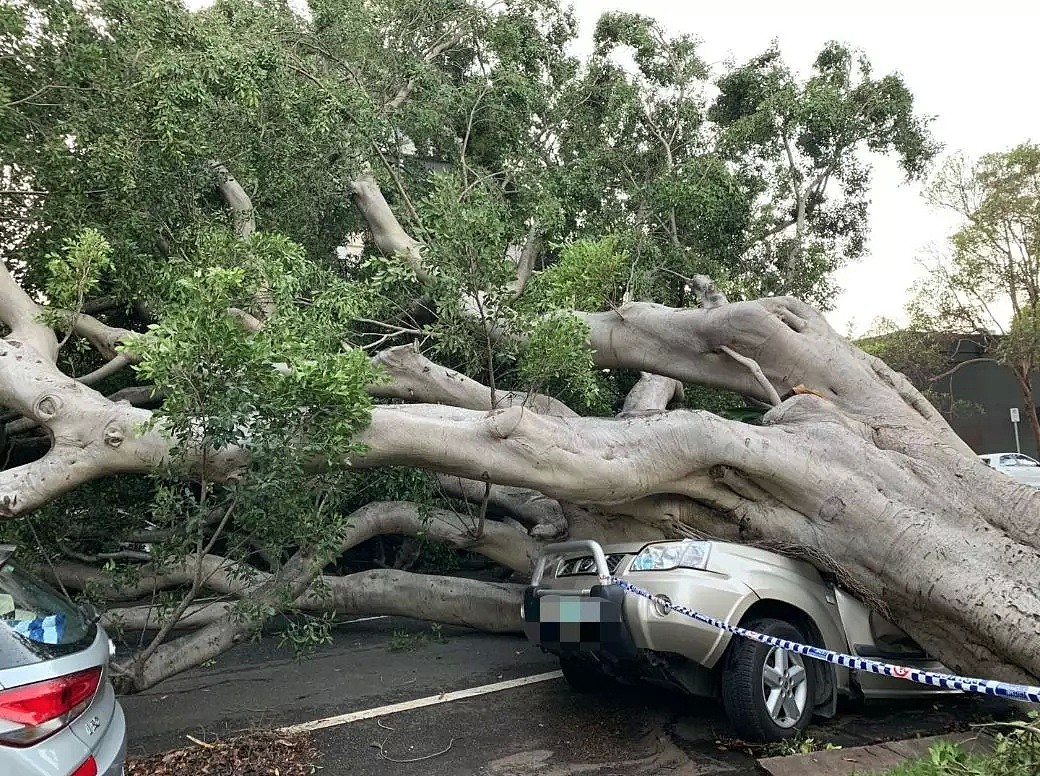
[721,617,815,742]
[559,656,605,693]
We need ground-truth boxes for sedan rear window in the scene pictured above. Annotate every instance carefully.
[0,557,95,667]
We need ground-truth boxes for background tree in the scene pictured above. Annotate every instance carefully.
[710,42,937,306]
[855,317,983,422]
[8,0,1040,700]
[913,144,1040,452]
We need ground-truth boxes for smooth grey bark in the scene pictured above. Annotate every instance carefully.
[620,372,684,415]
[371,343,577,416]
[104,571,524,635]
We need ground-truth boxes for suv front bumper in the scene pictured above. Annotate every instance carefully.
[521,582,640,664]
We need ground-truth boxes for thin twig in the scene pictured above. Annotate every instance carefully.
[58,544,151,563]
[929,357,995,384]
[475,479,491,541]
[358,328,423,351]
[377,734,456,763]
[355,317,423,334]
[26,518,75,604]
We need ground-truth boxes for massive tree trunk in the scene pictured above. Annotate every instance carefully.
[4,174,1040,693]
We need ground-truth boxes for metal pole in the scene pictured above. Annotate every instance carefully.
[1015,420,1022,454]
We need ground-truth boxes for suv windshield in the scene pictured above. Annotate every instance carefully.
[0,552,95,667]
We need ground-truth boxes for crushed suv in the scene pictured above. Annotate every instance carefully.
[522,539,955,742]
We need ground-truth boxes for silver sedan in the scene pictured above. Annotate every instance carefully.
[0,545,127,776]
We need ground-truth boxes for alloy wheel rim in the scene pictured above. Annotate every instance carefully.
[761,645,808,728]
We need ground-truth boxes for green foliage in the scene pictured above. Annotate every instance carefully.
[917,144,1040,336]
[873,714,1040,776]
[764,735,841,758]
[125,234,373,462]
[911,144,1040,442]
[421,173,511,290]
[856,319,984,421]
[524,237,626,311]
[857,318,948,391]
[680,385,757,419]
[43,229,114,309]
[277,613,337,660]
[1000,303,1040,368]
[517,313,609,414]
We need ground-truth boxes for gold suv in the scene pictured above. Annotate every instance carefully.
[522,539,955,742]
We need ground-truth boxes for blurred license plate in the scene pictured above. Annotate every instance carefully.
[525,595,623,653]
[543,596,600,623]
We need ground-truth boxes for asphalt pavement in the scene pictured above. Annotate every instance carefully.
[119,616,1015,775]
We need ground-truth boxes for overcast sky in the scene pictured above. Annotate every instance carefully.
[569,0,1039,335]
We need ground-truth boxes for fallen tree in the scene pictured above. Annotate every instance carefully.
[7,0,1035,695]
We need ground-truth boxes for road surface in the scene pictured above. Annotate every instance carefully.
[120,616,1012,775]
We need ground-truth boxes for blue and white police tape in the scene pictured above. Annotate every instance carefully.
[609,576,1040,704]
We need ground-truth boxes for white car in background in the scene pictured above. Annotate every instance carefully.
[979,453,1040,488]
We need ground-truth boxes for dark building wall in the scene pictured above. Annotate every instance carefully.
[930,339,1040,457]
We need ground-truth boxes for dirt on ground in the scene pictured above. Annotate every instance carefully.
[126,731,321,775]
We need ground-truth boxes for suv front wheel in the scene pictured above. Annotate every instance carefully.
[721,618,815,742]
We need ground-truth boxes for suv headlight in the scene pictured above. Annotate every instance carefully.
[630,540,711,571]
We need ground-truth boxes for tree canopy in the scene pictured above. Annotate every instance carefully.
[0,0,970,693]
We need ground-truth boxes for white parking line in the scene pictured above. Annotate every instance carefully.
[279,670,564,733]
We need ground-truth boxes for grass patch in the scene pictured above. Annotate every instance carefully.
[387,623,449,652]
[870,714,1040,776]
[763,735,843,757]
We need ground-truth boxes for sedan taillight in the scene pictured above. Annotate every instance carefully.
[0,666,102,746]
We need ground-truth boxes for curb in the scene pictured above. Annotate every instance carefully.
[757,731,990,776]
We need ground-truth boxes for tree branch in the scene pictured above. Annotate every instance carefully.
[106,385,164,406]
[620,373,684,415]
[211,161,255,239]
[227,307,264,333]
[509,221,542,297]
[435,475,567,539]
[0,260,58,362]
[689,274,728,309]
[47,308,136,361]
[211,162,278,322]
[929,357,996,384]
[77,353,133,386]
[49,501,537,604]
[370,344,577,416]
[719,346,782,407]
[105,571,524,637]
[350,173,429,283]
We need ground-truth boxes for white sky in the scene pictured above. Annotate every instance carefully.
[570,0,1040,335]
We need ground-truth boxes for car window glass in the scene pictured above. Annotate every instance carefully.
[1014,455,1040,467]
[0,560,92,650]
